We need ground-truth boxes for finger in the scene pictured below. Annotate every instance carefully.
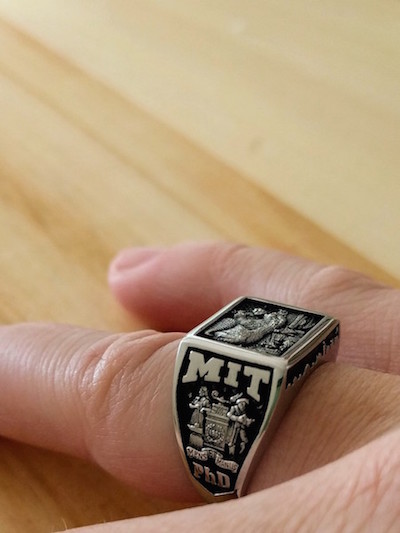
[63,429,400,532]
[0,323,188,499]
[108,242,400,373]
[1,323,400,503]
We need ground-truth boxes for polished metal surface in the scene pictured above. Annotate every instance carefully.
[173,297,340,502]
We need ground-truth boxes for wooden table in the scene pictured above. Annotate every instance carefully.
[0,2,399,531]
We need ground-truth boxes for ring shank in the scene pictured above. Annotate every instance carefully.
[173,297,340,501]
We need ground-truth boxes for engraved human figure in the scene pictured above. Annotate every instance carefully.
[262,313,316,354]
[226,398,254,455]
[188,386,211,431]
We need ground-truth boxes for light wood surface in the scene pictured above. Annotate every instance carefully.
[0,2,399,531]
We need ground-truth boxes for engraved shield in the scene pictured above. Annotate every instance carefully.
[173,339,286,500]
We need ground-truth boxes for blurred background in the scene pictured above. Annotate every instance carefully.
[0,1,399,531]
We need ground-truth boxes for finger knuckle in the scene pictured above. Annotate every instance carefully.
[310,264,368,296]
[299,264,380,309]
[75,331,170,453]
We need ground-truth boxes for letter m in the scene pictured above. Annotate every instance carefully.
[182,350,224,383]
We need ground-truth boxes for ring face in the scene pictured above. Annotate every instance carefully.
[173,297,339,501]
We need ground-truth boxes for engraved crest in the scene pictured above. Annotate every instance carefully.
[187,388,254,466]
[174,345,280,498]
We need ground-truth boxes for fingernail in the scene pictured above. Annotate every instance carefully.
[109,246,164,275]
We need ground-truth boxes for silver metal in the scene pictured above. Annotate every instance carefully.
[173,296,339,502]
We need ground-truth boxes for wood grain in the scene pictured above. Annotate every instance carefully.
[0,2,399,531]
[1,0,399,274]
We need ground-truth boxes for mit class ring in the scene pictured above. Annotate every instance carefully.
[173,296,340,501]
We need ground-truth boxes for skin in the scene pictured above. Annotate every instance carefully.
[1,242,400,532]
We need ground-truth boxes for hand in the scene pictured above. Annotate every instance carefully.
[1,242,400,532]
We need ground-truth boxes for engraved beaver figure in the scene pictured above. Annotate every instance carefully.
[207,308,288,346]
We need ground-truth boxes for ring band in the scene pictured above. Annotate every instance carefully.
[173,296,340,501]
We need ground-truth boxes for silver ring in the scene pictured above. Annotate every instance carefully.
[173,296,340,501]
